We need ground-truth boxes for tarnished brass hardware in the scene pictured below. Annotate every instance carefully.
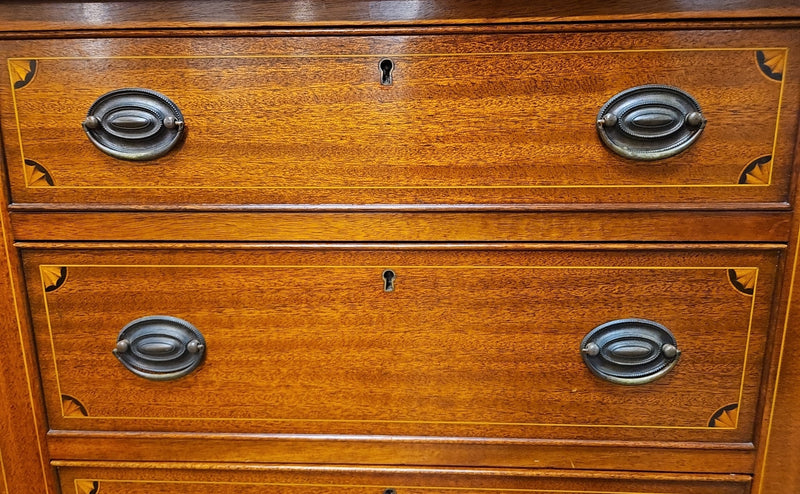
[685,111,704,128]
[379,58,394,86]
[581,342,600,356]
[382,269,396,292]
[163,115,180,129]
[581,318,680,385]
[661,343,679,358]
[596,84,705,161]
[83,88,185,161]
[115,339,130,353]
[597,113,618,127]
[82,115,100,129]
[187,339,205,354]
[113,315,205,381]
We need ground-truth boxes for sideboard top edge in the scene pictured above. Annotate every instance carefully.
[0,1,799,35]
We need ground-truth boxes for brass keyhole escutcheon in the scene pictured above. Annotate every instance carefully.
[382,269,396,292]
[379,59,394,86]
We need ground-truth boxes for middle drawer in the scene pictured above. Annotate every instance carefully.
[23,246,777,445]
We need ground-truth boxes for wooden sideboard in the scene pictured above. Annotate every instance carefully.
[1,1,800,493]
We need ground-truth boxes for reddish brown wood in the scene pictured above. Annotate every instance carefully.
[754,230,800,492]
[46,431,756,474]
[750,65,800,494]
[20,247,778,448]
[0,29,797,207]
[0,2,798,493]
[7,211,793,243]
[0,123,57,493]
[3,21,800,42]
[0,0,798,32]
[54,463,753,494]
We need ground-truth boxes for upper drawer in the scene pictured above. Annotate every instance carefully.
[1,29,798,207]
[23,246,778,445]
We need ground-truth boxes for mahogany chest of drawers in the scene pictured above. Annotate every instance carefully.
[1,2,800,493]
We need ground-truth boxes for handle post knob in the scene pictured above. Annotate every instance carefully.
[597,113,618,128]
[661,343,679,359]
[115,339,130,353]
[685,111,705,128]
[83,115,100,129]
[187,339,205,354]
[582,342,600,356]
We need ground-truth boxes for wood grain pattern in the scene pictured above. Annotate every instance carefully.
[0,448,6,494]
[1,0,798,32]
[22,247,778,446]
[1,29,797,207]
[45,431,757,474]
[752,97,800,492]
[54,463,752,494]
[0,2,798,492]
[8,210,793,243]
[757,267,800,491]
[0,125,56,492]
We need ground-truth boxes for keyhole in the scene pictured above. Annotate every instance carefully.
[379,59,394,86]
[382,269,396,292]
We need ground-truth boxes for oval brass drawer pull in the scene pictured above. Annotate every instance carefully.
[82,88,185,161]
[113,315,205,381]
[581,318,680,385]
[596,84,706,161]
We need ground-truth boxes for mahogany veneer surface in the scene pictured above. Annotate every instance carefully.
[1,30,797,206]
[0,2,799,493]
[54,464,753,494]
[23,247,778,443]
[1,0,799,31]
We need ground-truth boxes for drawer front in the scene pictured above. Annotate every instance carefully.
[55,464,752,494]
[2,29,798,207]
[24,247,777,444]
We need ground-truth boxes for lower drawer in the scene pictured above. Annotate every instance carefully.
[24,246,778,445]
[55,463,752,494]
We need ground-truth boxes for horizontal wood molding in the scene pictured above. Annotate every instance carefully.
[46,432,757,474]
[9,211,793,243]
[53,463,753,494]
[1,0,798,33]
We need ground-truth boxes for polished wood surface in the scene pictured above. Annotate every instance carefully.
[23,247,777,447]
[758,281,800,490]
[45,431,757,474]
[8,210,793,243]
[1,29,797,207]
[54,463,752,494]
[754,144,800,491]
[0,2,798,493]
[1,0,799,32]
[0,135,55,492]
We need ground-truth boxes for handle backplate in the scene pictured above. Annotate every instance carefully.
[581,318,680,385]
[596,84,706,161]
[83,88,185,161]
[113,315,205,381]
